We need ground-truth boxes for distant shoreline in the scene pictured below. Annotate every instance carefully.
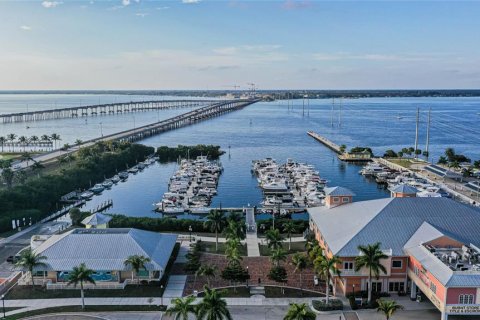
[1,89,480,99]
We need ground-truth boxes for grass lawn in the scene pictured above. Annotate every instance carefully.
[387,158,424,169]
[6,283,166,300]
[259,241,306,256]
[200,241,248,256]
[198,286,323,298]
[4,305,165,320]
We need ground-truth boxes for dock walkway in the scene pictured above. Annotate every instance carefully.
[245,208,261,257]
[307,131,341,154]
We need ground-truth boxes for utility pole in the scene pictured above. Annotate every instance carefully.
[425,107,431,161]
[302,95,305,117]
[331,98,334,127]
[338,98,342,127]
[414,107,420,159]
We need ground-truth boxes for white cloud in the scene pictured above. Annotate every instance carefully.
[156,6,170,10]
[312,52,439,62]
[135,12,148,17]
[20,25,31,31]
[41,1,63,8]
[122,0,130,6]
[182,0,201,4]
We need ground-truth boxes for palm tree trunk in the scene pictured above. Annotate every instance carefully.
[215,231,218,252]
[325,273,330,304]
[81,282,85,310]
[30,269,35,290]
[289,235,291,251]
[368,269,372,304]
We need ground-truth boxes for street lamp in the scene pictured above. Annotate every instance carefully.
[352,284,355,298]
[1,294,5,318]
[246,266,249,287]
[189,225,192,242]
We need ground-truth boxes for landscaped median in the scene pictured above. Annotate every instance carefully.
[4,305,166,320]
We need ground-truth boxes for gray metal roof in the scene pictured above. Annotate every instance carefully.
[308,197,480,257]
[33,228,177,272]
[389,184,418,194]
[81,213,112,226]
[324,186,356,196]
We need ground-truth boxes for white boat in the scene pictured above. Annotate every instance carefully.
[417,191,442,198]
[102,180,113,189]
[90,184,105,194]
[189,207,211,214]
[262,181,288,192]
[128,166,139,174]
[80,191,94,199]
[111,175,121,184]
[163,207,185,214]
[118,172,129,180]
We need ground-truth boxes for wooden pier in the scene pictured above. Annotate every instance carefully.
[0,99,218,123]
[91,199,113,213]
[307,131,371,162]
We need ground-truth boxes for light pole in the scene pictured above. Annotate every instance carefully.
[246,266,249,287]
[1,294,5,318]
[352,284,355,298]
[189,225,192,242]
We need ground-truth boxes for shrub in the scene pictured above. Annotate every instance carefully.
[156,145,224,162]
[348,295,358,310]
[312,299,344,311]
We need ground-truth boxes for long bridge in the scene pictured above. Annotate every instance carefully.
[0,99,218,123]
[16,99,259,170]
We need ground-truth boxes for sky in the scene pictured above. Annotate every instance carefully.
[0,0,480,90]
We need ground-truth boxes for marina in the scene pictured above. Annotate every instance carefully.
[155,156,223,214]
[252,158,327,212]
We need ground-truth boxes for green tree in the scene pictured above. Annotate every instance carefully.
[197,286,232,320]
[355,242,388,304]
[21,152,33,166]
[204,210,226,252]
[291,253,308,293]
[339,144,347,153]
[270,248,287,267]
[268,265,288,286]
[414,149,422,157]
[445,147,456,162]
[397,151,403,158]
[474,160,480,169]
[265,228,284,250]
[124,255,151,286]
[221,263,249,292]
[69,208,84,226]
[376,299,404,320]
[314,255,341,304]
[198,264,217,287]
[1,167,15,188]
[75,139,83,146]
[18,136,28,152]
[383,150,397,158]
[14,170,28,185]
[437,156,448,165]
[0,136,6,153]
[7,133,17,152]
[50,133,61,149]
[165,296,197,320]
[67,263,96,310]
[30,135,39,151]
[449,161,460,171]
[15,248,47,289]
[223,219,245,241]
[283,303,316,320]
[282,220,296,251]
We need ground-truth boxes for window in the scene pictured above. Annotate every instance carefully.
[389,282,405,292]
[371,282,382,292]
[333,197,340,203]
[430,282,437,294]
[33,271,46,277]
[392,260,402,268]
[342,197,350,203]
[459,294,475,304]
[414,266,419,276]
[343,262,354,270]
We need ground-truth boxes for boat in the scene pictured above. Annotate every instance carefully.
[102,180,113,189]
[128,166,139,174]
[163,207,185,214]
[80,191,94,199]
[189,207,211,214]
[137,163,146,170]
[111,175,121,184]
[118,171,129,180]
[90,184,105,194]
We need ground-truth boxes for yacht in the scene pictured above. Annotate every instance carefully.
[90,184,105,194]
[111,175,121,184]
[80,191,94,199]
[128,166,139,174]
[118,171,129,180]
[102,180,113,189]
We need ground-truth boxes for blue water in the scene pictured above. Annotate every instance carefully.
[1,94,479,218]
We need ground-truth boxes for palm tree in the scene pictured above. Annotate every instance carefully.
[0,136,6,153]
[314,255,341,304]
[265,228,284,251]
[204,210,226,252]
[165,296,197,320]
[67,263,96,310]
[21,152,33,166]
[376,299,404,320]
[18,136,28,152]
[30,135,39,151]
[291,253,308,293]
[197,286,232,320]
[123,254,151,285]
[75,139,83,146]
[223,219,245,240]
[198,264,217,287]
[50,133,61,149]
[270,248,287,267]
[355,242,388,304]
[7,133,17,152]
[283,303,316,320]
[282,220,296,251]
[15,248,47,289]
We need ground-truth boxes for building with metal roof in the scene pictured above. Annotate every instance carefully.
[23,228,177,289]
[389,184,418,197]
[81,212,112,229]
[308,194,480,320]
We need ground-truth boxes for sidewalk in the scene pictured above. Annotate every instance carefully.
[246,233,260,257]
